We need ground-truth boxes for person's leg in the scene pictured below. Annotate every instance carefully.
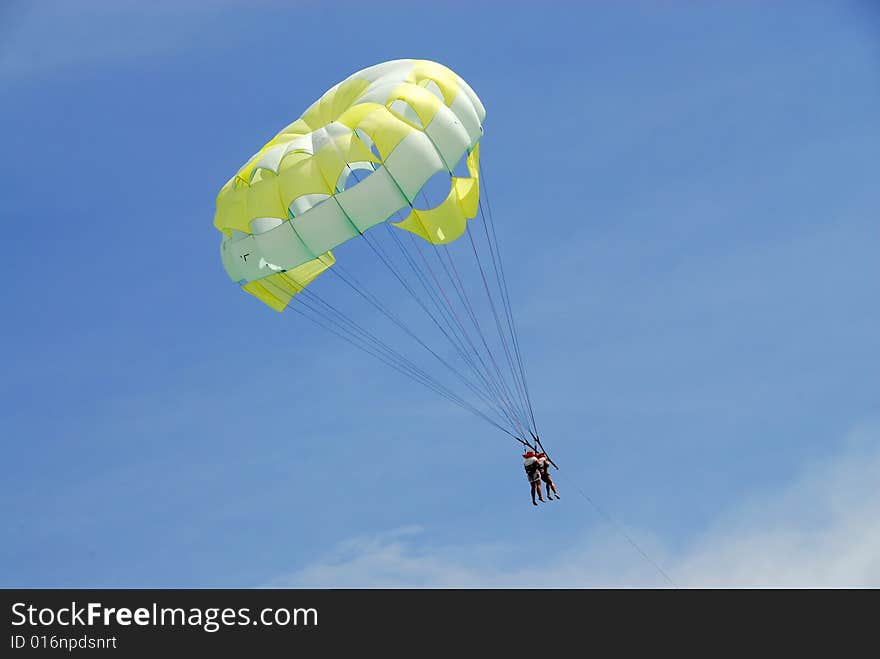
[530,482,538,506]
[548,479,560,498]
[536,479,545,502]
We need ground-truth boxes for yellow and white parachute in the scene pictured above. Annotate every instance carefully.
[214,59,485,312]
[214,59,542,449]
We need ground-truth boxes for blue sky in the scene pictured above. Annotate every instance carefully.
[1,1,878,587]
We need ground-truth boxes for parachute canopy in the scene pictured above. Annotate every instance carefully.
[214,59,486,312]
[214,59,543,451]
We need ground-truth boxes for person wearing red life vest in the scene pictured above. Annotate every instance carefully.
[536,452,560,500]
[522,451,545,506]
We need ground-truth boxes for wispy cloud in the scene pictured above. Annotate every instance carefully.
[675,419,880,587]
[273,420,880,587]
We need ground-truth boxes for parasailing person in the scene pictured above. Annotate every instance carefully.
[214,58,552,500]
[523,450,545,506]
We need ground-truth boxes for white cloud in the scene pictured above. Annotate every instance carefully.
[273,420,880,587]
[675,419,880,587]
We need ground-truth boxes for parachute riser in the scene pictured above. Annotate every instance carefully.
[530,431,558,470]
[515,436,537,452]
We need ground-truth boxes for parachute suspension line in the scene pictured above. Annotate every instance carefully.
[443,256,530,438]
[383,222,496,398]
[427,243,531,439]
[322,158,525,439]
[356,146,529,440]
[289,293,518,439]
[405,184,530,437]
[297,287,451,399]
[292,295,452,405]
[460,227,534,436]
[327,259,514,430]
[382,223,529,437]
[412,166,531,433]
[472,224,531,427]
[350,231,528,437]
[477,164,539,434]
[384,218,529,437]
[479,174,536,431]
[427,230,531,434]
[410,217,528,430]
[334,165,510,418]
[331,246,527,435]
[318,158,531,445]
[473,210,532,428]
